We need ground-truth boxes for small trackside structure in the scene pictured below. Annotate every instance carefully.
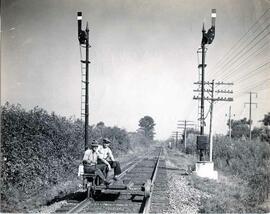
[195,161,218,180]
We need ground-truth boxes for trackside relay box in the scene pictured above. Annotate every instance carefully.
[197,135,208,150]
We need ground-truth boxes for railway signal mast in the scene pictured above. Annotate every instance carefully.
[77,12,90,151]
[196,9,216,161]
[192,9,219,180]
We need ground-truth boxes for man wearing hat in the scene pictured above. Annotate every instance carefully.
[97,138,122,180]
[83,140,111,185]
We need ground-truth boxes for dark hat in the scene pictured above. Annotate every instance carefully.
[90,140,99,147]
[103,138,112,144]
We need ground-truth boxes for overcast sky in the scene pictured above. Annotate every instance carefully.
[1,0,270,139]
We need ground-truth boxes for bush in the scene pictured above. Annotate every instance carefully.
[0,103,134,212]
[213,136,270,205]
[1,103,85,211]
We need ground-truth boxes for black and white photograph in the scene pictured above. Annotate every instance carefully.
[1,0,270,213]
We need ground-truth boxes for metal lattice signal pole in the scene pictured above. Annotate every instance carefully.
[244,92,258,141]
[85,25,89,151]
[77,12,90,151]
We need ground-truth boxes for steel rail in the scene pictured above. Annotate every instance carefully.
[66,151,154,213]
[67,197,90,213]
[106,149,154,184]
[142,148,162,214]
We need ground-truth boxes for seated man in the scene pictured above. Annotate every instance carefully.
[98,138,122,180]
[83,141,111,185]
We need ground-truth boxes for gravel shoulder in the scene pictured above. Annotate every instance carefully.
[164,147,212,213]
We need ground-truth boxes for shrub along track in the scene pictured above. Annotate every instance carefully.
[54,147,169,213]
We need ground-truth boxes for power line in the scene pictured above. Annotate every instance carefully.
[218,41,270,82]
[233,78,270,99]
[215,26,270,80]
[219,61,269,96]
[209,8,270,77]
[233,61,270,84]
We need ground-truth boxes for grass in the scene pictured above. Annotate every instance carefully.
[188,173,268,213]
[184,135,270,213]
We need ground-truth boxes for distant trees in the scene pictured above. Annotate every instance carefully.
[251,127,263,139]
[138,116,155,140]
[262,112,270,126]
[96,121,105,137]
[228,114,270,143]
[259,113,270,143]
[229,118,249,139]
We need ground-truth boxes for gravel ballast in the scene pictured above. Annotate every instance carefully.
[164,147,212,213]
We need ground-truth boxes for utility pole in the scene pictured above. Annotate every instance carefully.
[77,12,90,151]
[209,80,214,162]
[176,131,178,147]
[177,120,195,152]
[171,131,178,142]
[225,106,235,140]
[194,81,233,161]
[244,92,258,141]
[228,106,232,140]
[171,131,180,147]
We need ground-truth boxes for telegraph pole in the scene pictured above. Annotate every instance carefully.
[209,80,214,162]
[225,106,235,140]
[178,120,195,152]
[171,131,181,148]
[228,106,232,140]
[245,92,258,141]
[77,12,90,150]
[176,131,178,146]
[194,81,233,161]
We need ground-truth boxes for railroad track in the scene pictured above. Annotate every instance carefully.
[55,147,169,213]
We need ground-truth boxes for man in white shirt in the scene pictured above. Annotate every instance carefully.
[98,138,122,180]
[83,141,111,185]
